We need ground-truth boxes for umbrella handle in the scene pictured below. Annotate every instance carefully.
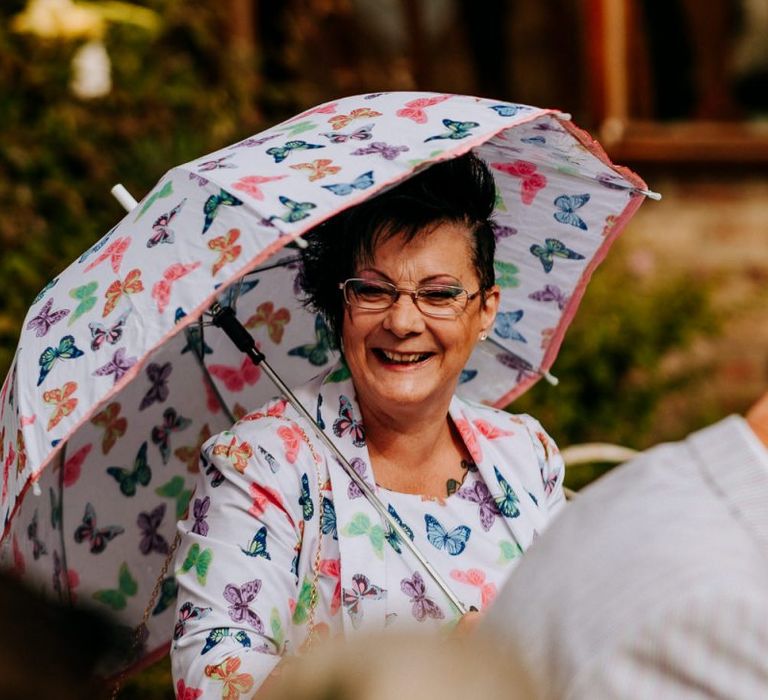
[210,303,470,616]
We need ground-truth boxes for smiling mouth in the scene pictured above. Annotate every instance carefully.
[375,349,434,365]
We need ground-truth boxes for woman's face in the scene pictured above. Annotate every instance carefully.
[341,222,500,423]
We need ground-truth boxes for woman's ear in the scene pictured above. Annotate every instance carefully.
[479,285,501,336]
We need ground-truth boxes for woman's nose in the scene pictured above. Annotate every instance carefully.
[382,292,425,336]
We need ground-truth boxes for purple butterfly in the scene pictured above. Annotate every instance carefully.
[223,578,264,632]
[93,347,138,384]
[192,496,210,536]
[456,481,502,531]
[139,362,172,411]
[342,573,385,629]
[351,141,409,161]
[26,298,69,337]
[75,502,125,553]
[490,222,518,241]
[231,134,279,149]
[495,351,535,381]
[346,457,370,500]
[400,572,444,622]
[151,406,192,464]
[148,199,185,248]
[322,124,374,143]
[88,310,129,351]
[188,172,209,187]
[596,172,628,191]
[196,155,236,171]
[137,503,169,555]
[528,284,569,311]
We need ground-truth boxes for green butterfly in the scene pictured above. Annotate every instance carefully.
[155,475,192,519]
[68,281,98,325]
[498,540,524,565]
[202,189,243,234]
[494,190,508,212]
[202,628,252,654]
[279,120,317,136]
[424,119,479,142]
[288,315,333,367]
[341,513,385,559]
[494,260,520,288]
[268,196,317,224]
[37,335,84,386]
[269,607,286,653]
[135,180,173,221]
[179,543,213,585]
[406,149,444,168]
[151,576,179,615]
[325,362,351,383]
[291,576,316,625]
[106,442,151,497]
[93,562,137,611]
[494,466,520,518]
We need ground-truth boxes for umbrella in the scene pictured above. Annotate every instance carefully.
[0,91,654,673]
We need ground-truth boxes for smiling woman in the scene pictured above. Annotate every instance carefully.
[170,153,566,696]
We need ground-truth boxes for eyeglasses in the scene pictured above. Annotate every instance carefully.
[339,278,481,318]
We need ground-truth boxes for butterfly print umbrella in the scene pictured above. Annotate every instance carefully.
[0,91,654,674]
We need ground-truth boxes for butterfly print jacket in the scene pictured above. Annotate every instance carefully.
[171,362,565,695]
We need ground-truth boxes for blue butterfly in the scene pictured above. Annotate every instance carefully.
[521,135,546,145]
[316,393,325,430]
[32,277,59,304]
[459,368,477,384]
[176,308,213,357]
[490,104,526,117]
[78,225,118,263]
[268,196,317,224]
[266,139,324,164]
[493,310,527,343]
[37,335,85,386]
[241,526,271,559]
[299,473,314,520]
[385,504,414,554]
[106,442,151,497]
[202,190,242,234]
[214,277,260,308]
[322,171,375,196]
[288,315,333,366]
[321,497,337,540]
[201,628,252,654]
[493,466,520,518]
[530,238,585,273]
[257,445,280,473]
[554,194,590,230]
[424,514,470,556]
[425,119,479,142]
[333,395,365,447]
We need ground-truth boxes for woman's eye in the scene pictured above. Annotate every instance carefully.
[421,287,462,302]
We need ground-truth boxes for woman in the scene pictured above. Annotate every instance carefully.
[171,153,565,696]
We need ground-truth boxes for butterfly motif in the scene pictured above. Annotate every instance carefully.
[493,260,520,289]
[499,540,524,564]
[231,174,286,200]
[342,573,385,629]
[176,308,213,358]
[49,487,62,529]
[289,158,341,181]
[203,656,254,698]
[255,445,279,475]
[320,496,337,540]
[268,195,317,224]
[490,222,518,242]
[494,466,520,518]
[37,335,84,386]
[60,442,93,487]
[453,418,482,463]
[241,526,271,559]
[151,407,192,464]
[103,268,144,317]
[190,496,210,536]
[350,142,409,161]
[529,284,569,310]
[83,237,131,274]
[148,199,186,247]
[152,576,179,616]
[333,395,365,447]
[522,135,546,145]
[321,124,374,143]
[92,563,137,611]
[496,350,536,381]
[174,601,212,640]
[27,510,47,560]
[554,193,591,230]
[88,310,130,351]
[26,297,70,337]
[202,189,243,234]
[152,261,201,314]
[396,95,452,123]
[244,301,291,344]
[490,104,526,117]
[530,238,585,273]
[215,276,260,307]
[322,170,375,196]
[494,310,527,343]
[277,422,306,464]
[341,513,385,558]
[459,368,477,384]
[265,139,325,164]
[201,628,253,655]
[106,441,152,497]
[491,160,548,205]
[450,568,497,608]
[33,277,59,303]
[179,542,213,585]
[156,475,193,519]
[196,155,236,171]
[93,347,138,384]
[328,108,382,130]
[137,503,169,555]
[400,571,444,621]
[207,228,242,276]
[212,435,253,474]
[224,578,264,631]
[134,180,173,221]
[248,482,286,519]
[346,457,369,499]
[473,419,514,440]
[424,119,479,142]
[298,473,314,521]
[52,549,63,597]
[43,381,78,430]
[456,480,501,531]
[384,504,414,554]
[231,133,279,148]
[203,453,225,488]
[68,281,98,325]
[209,356,260,392]
[278,119,317,136]
[74,502,124,553]
[288,314,333,366]
[139,361,172,411]
[424,514,471,556]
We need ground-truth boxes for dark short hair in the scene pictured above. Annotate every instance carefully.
[297,151,497,348]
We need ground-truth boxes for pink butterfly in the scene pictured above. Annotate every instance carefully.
[148,200,185,247]
[151,262,201,313]
[26,298,69,337]
[277,422,304,463]
[289,102,338,122]
[473,419,514,440]
[318,559,341,614]
[208,356,260,392]
[332,395,365,447]
[491,160,548,205]
[342,573,385,629]
[242,398,288,422]
[248,482,290,522]
[450,568,497,608]
[453,418,482,462]
[396,95,452,123]
[232,175,286,200]
[60,443,93,487]
[83,237,131,273]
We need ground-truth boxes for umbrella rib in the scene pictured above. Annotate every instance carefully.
[55,445,74,606]
[188,317,236,425]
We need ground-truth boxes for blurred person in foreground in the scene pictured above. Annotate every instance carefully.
[481,389,768,698]
[171,153,565,696]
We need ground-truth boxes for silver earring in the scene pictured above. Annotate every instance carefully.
[479,331,488,341]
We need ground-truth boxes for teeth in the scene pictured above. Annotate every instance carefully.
[381,350,428,363]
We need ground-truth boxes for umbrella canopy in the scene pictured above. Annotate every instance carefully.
[0,92,651,672]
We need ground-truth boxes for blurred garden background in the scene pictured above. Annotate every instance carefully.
[1,0,767,696]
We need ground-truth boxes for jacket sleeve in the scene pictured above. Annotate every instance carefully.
[520,414,566,519]
[170,415,320,697]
